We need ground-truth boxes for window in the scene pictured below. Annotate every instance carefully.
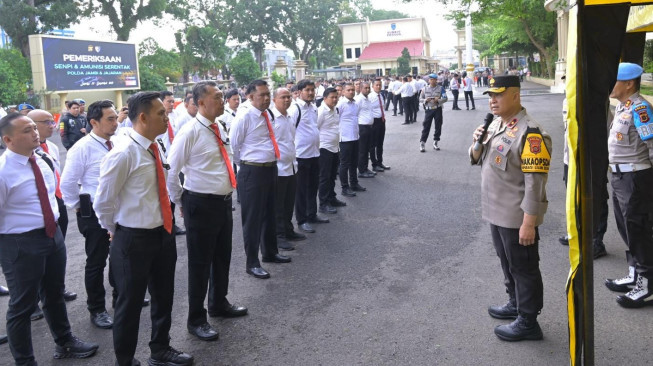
[346,48,352,59]
[355,48,361,58]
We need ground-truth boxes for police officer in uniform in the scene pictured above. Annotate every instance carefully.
[419,74,447,152]
[604,62,653,308]
[470,75,551,341]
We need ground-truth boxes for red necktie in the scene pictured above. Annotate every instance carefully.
[106,140,113,151]
[377,95,385,122]
[262,111,281,160]
[167,123,175,144]
[209,124,237,188]
[39,142,62,199]
[28,155,57,238]
[149,143,173,234]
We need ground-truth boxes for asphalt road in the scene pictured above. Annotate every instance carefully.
[1,85,652,365]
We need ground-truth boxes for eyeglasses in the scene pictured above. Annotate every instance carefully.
[34,120,57,126]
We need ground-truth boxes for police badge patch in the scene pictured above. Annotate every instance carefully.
[521,129,551,173]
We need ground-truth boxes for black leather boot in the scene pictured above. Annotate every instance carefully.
[494,313,543,341]
[488,298,518,319]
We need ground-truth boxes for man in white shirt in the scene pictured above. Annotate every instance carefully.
[230,80,291,280]
[60,100,119,330]
[290,79,329,234]
[175,94,199,132]
[391,77,403,116]
[271,88,305,251]
[94,92,193,366]
[408,75,419,122]
[314,79,326,107]
[317,87,347,214]
[369,79,390,173]
[167,81,247,342]
[337,83,365,197]
[221,89,241,132]
[0,113,99,364]
[399,77,415,125]
[462,71,476,110]
[355,82,375,178]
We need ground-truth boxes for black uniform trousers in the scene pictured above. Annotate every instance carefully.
[394,93,403,114]
[77,209,115,314]
[238,164,279,268]
[318,149,339,207]
[295,157,320,225]
[464,90,475,109]
[402,97,413,123]
[369,118,386,168]
[56,197,68,238]
[357,125,373,173]
[182,191,233,325]
[412,94,419,121]
[451,90,460,109]
[111,225,176,366]
[276,174,297,237]
[420,108,443,143]
[385,92,393,110]
[611,169,653,277]
[339,140,359,188]
[490,224,543,316]
[0,226,72,365]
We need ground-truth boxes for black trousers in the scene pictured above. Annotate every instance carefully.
[402,97,413,123]
[318,149,339,206]
[56,196,68,238]
[611,169,653,277]
[339,140,359,188]
[451,90,460,109]
[0,227,72,365]
[182,192,233,326]
[384,92,393,110]
[111,225,177,366]
[276,174,297,237]
[412,94,419,121]
[464,90,475,109]
[238,164,278,268]
[370,118,386,168]
[490,224,543,316]
[394,93,403,114]
[77,209,115,314]
[420,108,443,143]
[295,157,320,225]
[358,125,373,173]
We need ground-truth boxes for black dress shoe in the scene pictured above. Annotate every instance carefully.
[330,198,347,207]
[262,254,292,263]
[341,187,357,197]
[211,302,248,318]
[319,205,337,214]
[308,215,330,223]
[401,122,410,125]
[174,225,186,236]
[142,298,150,307]
[379,164,391,170]
[351,184,366,192]
[299,222,315,233]
[593,243,607,259]
[0,285,8,296]
[187,322,219,341]
[31,306,44,321]
[63,290,77,302]
[0,334,7,345]
[358,171,375,178]
[558,235,569,246]
[494,315,543,342]
[54,335,99,359]
[372,166,384,172]
[246,267,270,279]
[277,240,295,251]
[90,311,113,329]
[286,231,307,241]
[149,346,194,365]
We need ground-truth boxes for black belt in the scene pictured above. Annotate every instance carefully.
[116,224,166,233]
[241,161,276,167]
[183,189,232,200]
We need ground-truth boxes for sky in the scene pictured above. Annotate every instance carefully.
[70,0,460,58]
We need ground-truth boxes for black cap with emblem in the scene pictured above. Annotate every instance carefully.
[484,75,521,94]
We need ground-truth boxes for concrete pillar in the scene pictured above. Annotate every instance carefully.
[274,56,288,77]
[165,77,175,93]
[114,90,123,109]
[58,92,68,114]
[294,59,308,81]
[465,13,475,73]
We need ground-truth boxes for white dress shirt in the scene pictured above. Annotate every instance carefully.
[317,103,340,153]
[336,97,359,142]
[315,85,326,99]
[229,105,277,164]
[166,113,234,204]
[416,79,427,93]
[220,106,238,132]
[0,150,59,234]
[175,111,193,132]
[463,77,474,92]
[369,91,385,119]
[355,94,373,126]
[270,107,297,176]
[410,80,418,95]
[38,139,61,173]
[94,130,168,233]
[60,131,112,209]
[399,82,414,98]
[289,99,320,159]
[391,80,402,93]
[156,113,177,155]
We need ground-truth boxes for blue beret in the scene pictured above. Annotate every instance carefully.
[73,98,86,104]
[17,103,35,111]
[429,73,438,79]
[617,62,643,81]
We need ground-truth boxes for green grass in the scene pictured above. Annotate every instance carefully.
[641,84,653,96]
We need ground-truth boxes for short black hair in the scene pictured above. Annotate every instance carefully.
[296,79,315,91]
[290,85,298,93]
[0,112,23,138]
[323,87,338,98]
[159,90,174,100]
[66,100,80,109]
[184,95,193,103]
[87,100,115,124]
[224,88,240,101]
[192,81,218,107]
[246,79,268,95]
[127,92,161,122]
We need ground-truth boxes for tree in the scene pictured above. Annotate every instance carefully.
[138,38,183,83]
[135,67,166,93]
[0,0,80,57]
[0,48,32,105]
[175,25,229,82]
[270,71,286,87]
[229,49,262,86]
[397,48,411,75]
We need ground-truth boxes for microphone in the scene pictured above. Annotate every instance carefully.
[473,113,495,152]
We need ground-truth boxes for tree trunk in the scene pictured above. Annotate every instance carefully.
[520,19,554,78]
